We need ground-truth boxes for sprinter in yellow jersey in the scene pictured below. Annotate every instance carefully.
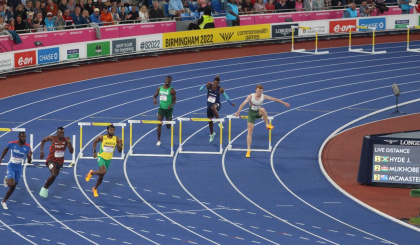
[85,125,122,197]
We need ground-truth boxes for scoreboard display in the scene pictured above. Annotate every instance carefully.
[358,131,420,187]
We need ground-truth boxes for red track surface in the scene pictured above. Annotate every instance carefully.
[1,33,419,220]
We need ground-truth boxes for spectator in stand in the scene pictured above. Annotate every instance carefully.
[286,0,296,11]
[359,0,373,16]
[94,0,106,12]
[8,18,15,30]
[400,0,413,14]
[0,5,4,18]
[127,5,139,22]
[188,6,212,29]
[275,0,288,12]
[4,6,14,22]
[84,0,95,15]
[316,0,324,10]
[25,1,33,14]
[110,6,120,22]
[58,0,68,13]
[235,0,243,13]
[24,12,35,31]
[33,1,42,17]
[108,1,118,12]
[120,0,131,7]
[67,0,76,13]
[77,0,86,11]
[295,0,303,11]
[119,5,129,22]
[197,0,209,13]
[0,15,5,29]
[40,1,47,17]
[324,0,331,9]
[265,0,275,12]
[89,7,103,25]
[70,5,83,26]
[331,0,341,8]
[46,0,59,16]
[56,10,66,29]
[14,4,26,20]
[343,2,358,17]
[168,0,185,18]
[100,7,113,24]
[33,12,45,31]
[254,0,266,12]
[149,1,164,21]
[104,0,112,8]
[182,0,192,13]
[303,0,321,11]
[139,4,149,22]
[62,9,74,28]
[81,9,90,25]
[44,12,56,30]
[14,15,26,32]
[226,0,239,26]
[9,0,20,12]
[242,0,254,14]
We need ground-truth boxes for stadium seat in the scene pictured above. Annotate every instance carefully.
[190,11,199,19]
[180,12,194,20]
[211,0,223,13]
[188,2,198,12]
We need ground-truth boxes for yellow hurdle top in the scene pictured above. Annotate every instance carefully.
[299,26,311,30]
[0,128,25,132]
[78,122,126,127]
[356,26,368,29]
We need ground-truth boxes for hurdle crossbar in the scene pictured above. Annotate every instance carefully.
[349,26,386,54]
[78,122,126,160]
[406,25,420,52]
[0,128,26,166]
[29,134,76,168]
[227,115,273,152]
[178,118,224,154]
[128,120,176,157]
[291,26,329,55]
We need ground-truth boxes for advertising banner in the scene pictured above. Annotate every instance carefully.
[329,19,357,33]
[112,38,136,54]
[0,52,14,72]
[0,36,13,53]
[101,26,120,40]
[37,47,60,65]
[119,22,176,37]
[299,20,329,36]
[68,29,96,43]
[271,23,299,38]
[358,17,386,31]
[14,50,36,68]
[163,24,270,48]
[87,41,111,57]
[136,34,163,52]
[59,43,87,61]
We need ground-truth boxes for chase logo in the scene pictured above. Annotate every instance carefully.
[37,47,59,65]
[358,17,386,31]
[219,32,234,42]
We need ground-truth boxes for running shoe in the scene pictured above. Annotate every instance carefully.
[39,187,48,198]
[246,151,251,158]
[92,187,98,197]
[1,201,8,210]
[209,132,216,142]
[218,123,223,129]
[156,141,161,146]
[85,170,93,182]
[3,176,7,187]
[266,125,274,130]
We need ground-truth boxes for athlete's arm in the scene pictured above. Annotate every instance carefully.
[168,88,176,109]
[264,95,290,108]
[235,94,252,116]
[199,82,211,91]
[92,135,103,158]
[0,147,9,163]
[153,87,160,105]
[40,135,53,159]
[116,136,123,153]
[65,136,74,154]
[220,87,236,106]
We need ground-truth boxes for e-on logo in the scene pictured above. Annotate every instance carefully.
[219,32,234,42]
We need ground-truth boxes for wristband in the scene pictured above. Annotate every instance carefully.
[93,150,96,153]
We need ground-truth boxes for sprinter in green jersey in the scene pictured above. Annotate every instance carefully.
[153,76,177,146]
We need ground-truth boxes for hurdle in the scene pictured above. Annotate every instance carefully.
[348,26,386,54]
[29,134,76,168]
[406,25,420,52]
[178,118,224,154]
[0,128,26,166]
[227,115,273,152]
[128,120,176,157]
[291,26,329,55]
[78,122,126,160]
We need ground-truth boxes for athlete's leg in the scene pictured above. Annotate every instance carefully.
[44,162,60,189]
[259,107,268,125]
[247,122,254,151]
[3,178,16,203]
[157,114,164,141]
[92,165,107,190]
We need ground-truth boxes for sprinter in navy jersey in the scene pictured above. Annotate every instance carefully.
[199,75,236,142]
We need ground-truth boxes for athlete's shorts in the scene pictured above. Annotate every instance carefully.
[6,163,22,184]
[207,103,221,118]
[97,156,111,170]
[158,108,173,120]
[247,109,262,124]
[46,161,63,170]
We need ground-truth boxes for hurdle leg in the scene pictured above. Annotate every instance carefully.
[171,123,174,157]
[79,125,83,158]
[220,122,223,153]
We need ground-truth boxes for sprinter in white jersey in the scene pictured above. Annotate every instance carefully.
[235,84,290,158]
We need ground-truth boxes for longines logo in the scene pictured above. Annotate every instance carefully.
[384,140,398,144]
[219,32,234,41]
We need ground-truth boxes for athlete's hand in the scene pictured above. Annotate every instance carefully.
[65,136,70,143]
[40,152,44,159]
[28,152,32,158]
[235,111,240,117]
[117,139,122,146]
[93,152,97,158]
[283,102,290,108]
[153,99,157,105]
[167,105,171,109]
[231,103,236,106]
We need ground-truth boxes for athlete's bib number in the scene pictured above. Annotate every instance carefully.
[207,96,216,103]
[11,156,23,164]
[103,145,114,153]
[54,151,65,158]
[160,94,167,101]
[251,105,261,111]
